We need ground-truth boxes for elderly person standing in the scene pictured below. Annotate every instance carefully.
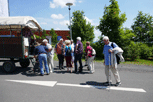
[103,36,121,86]
[74,37,83,73]
[55,38,65,70]
[65,40,73,73]
[85,41,95,74]
[34,42,50,76]
[42,39,54,73]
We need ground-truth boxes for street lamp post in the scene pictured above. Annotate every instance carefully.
[66,3,73,40]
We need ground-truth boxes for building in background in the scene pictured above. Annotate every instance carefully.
[0,30,70,41]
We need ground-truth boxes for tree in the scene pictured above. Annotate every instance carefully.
[41,29,49,39]
[50,28,58,44]
[131,11,153,44]
[71,10,95,43]
[97,0,127,46]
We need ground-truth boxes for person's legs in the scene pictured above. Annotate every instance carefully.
[68,56,72,73]
[51,55,54,72]
[74,54,78,72]
[90,56,95,73]
[105,65,112,82]
[87,56,94,73]
[87,57,91,72]
[38,55,44,75]
[42,54,49,74]
[111,66,121,83]
[65,56,69,71]
[61,55,64,69]
[58,54,62,69]
[47,55,52,73]
[78,54,83,72]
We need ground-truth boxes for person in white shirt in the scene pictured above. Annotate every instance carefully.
[71,40,75,68]
[42,39,54,73]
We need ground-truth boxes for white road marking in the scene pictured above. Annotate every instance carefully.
[6,80,146,93]
[6,79,57,87]
[57,83,146,93]
[57,83,92,88]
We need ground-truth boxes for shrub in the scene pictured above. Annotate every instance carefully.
[90,41,104,60]
[138,43,152,59]
[124,42,140,61]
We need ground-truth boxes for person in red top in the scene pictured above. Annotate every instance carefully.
[85,41,95,74]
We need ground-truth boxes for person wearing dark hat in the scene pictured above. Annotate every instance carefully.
[34,42,50,76]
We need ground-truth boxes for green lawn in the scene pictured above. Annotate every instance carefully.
[53,53,153,66]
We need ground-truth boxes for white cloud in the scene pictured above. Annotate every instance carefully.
[51,14,64,19]
[50,0,76,8]
[78,1,82,3]
[84,16,95,25]
[94,29,101,42]
[59,20,69,26]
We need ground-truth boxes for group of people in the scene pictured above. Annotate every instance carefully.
[23,25,122,86]
[33,36,123,86]
[54,37,95,74]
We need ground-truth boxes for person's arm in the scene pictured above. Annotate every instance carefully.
[103,47,105,65]
[33,34,36,40]
[55,44,58,55]
[103,56,105,65]
[109,42,118,53]
[47,44,52,52]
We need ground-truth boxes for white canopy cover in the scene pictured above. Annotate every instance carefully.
[0,16,42,31]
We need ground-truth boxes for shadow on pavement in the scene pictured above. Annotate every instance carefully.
[0,65,33,75]
[80,81,116,88]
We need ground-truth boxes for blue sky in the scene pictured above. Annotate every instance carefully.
[9,0,153,41]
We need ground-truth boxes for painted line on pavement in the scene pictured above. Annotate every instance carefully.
[57,83,146,93]
[6,80,146,93]
[6,79,57,87]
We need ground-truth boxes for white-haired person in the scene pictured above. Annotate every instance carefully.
[85,41,95,74]
[55,38,65,70]
[65,40,73,73]
[103,36,121,86]
[74,37,83,73]
[42,39,54,73]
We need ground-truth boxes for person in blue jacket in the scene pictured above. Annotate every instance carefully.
[34,42,50,76]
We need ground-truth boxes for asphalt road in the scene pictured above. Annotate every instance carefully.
[0,60,153,102]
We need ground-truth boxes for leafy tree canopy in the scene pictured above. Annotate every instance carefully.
[97,0,127,46]
[131,11,153,44]
[71,10,95,43]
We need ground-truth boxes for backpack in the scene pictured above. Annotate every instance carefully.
[66,47,72,56]
[92,48,96,55]
[111,42,120,64]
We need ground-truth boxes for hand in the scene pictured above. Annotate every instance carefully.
[103,62,105,65]
[108,49,113,53]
